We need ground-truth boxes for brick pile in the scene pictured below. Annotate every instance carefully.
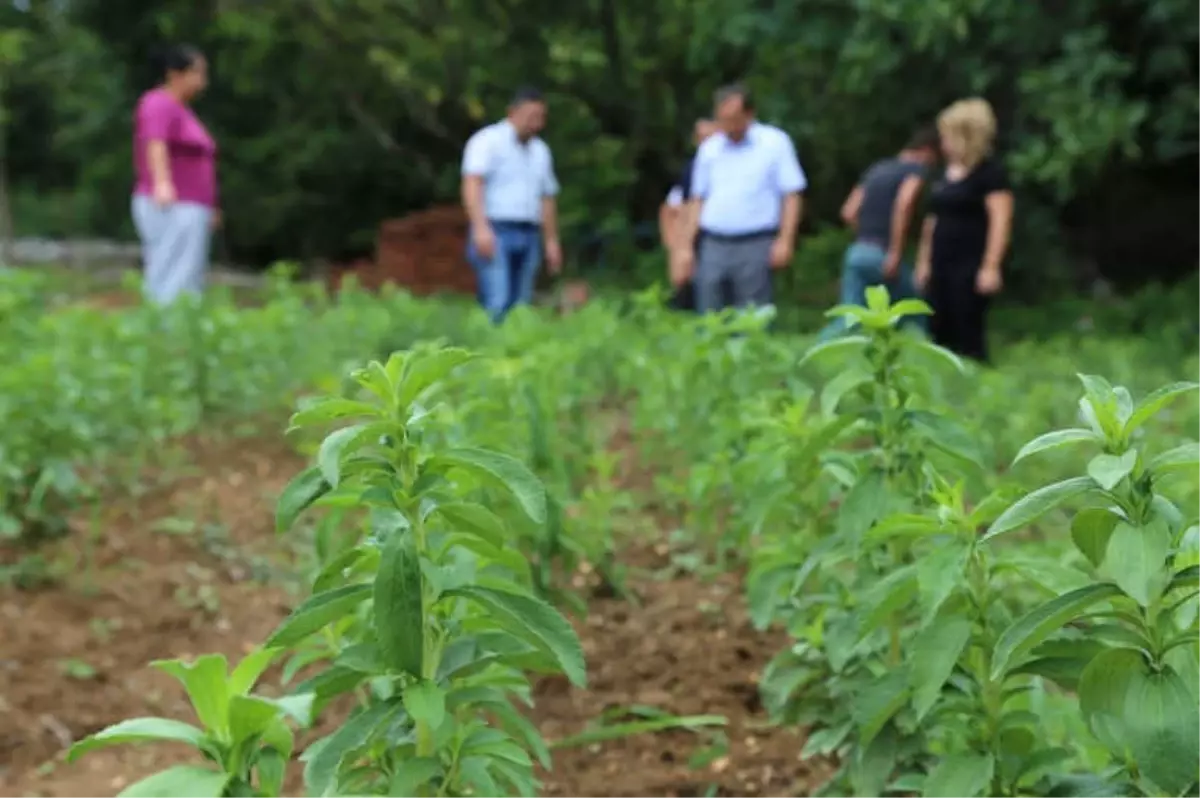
[327,205,475,296]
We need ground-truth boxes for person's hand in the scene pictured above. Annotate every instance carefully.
[471,223,496,260]
[769,237,793,269]
[914,260,931,292]
[669,247,694,287]
[882,249,901,279]
[153,179,176,207]
[976,267,1002,295]
[544,237,563,275]
[210,209,223,231]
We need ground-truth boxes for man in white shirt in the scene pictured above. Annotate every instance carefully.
[461,87,563,323]
[659,117,718,311]
[673,83,807,313]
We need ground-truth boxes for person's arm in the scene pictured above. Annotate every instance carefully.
[660,187,683,249]
[779,193,801,250]
[840,185,864,228]
[981,190,1014,277]
[774,133,808,251]
[540,146,561,248]
[141,95,178,201]
[460,132,491,232]
[886,174,924,260]
[915,214,936,286]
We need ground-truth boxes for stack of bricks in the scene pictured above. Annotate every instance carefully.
[326,205,476,296]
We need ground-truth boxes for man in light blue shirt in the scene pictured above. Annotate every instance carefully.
[461,86,563,323]
[674,83,807,313]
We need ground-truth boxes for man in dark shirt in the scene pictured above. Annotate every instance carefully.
[819,126,940,339]
[659,118,717,311]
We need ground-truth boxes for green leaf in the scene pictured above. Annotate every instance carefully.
[67,717,207,761]
[850,722,898,797]
[1125,381,1200,435]
[1070,508,1120,568]
[907,338,967,376]
[228,647,279,696]
[837,469,889,541]
[991,583,1123,680]
[152,655,229,736]
[910,618,972,721]
[394,346,475,410]
[276,466,331,533]
[1012,428,1099,465]
[433,502,508,549]
[303,701,401,797]
[1148,442,1200,476]
[389,757,443,797]
[1102,518,1172,607]
[289,397,380,430]
[266,583,372,648]
[909,410,984,468]
[852,668,910,747]
[228,695,281,744]
[374,531,425,677]
[317,423,370,488]
[797,334,870,370]
[922,752,994,798]
[983,477,1096,541]
[1087,449,1138,491]
[819,368,872,416]
[403,681,446,729]
[117,766,230,798]
[1124,666,1200,795]
[889,298,933,317]
[429,448,547,524]
[1078,647,1143,752]
[445,584,586,687]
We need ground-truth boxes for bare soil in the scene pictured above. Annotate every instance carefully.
[0,430,826,797]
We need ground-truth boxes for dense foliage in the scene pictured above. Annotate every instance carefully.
[2,0,1197,289]
[5,265,1195,796]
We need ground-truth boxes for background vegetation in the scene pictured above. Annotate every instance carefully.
[1,0,1197,298]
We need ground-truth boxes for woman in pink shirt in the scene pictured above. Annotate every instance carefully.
[132,45,219,304]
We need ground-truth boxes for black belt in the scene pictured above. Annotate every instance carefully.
[700,228,778,243]
[489,220,540,232]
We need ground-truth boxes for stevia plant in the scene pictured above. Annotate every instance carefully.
[982,375,1200,797]
[266,344,585,796]
[66,650,311,797]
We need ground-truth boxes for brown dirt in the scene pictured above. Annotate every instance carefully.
[1,428,827,798]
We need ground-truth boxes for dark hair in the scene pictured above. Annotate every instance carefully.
[905,125,940,152]
[510,85,545,107]
[714,83,754,113]
[153,44,202,79]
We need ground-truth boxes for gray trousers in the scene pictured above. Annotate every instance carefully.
[695,232,774,313]
[131,195,212,305]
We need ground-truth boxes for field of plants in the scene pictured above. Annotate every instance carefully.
[0,267,1197,798]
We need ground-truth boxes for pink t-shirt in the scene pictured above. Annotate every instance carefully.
[133,88,218,208]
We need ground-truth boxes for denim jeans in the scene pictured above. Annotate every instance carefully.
[466,221,542,323]
[818,240,928,341]
[131,195,212,305]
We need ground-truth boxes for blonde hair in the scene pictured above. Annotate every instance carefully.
[937,98,996,168]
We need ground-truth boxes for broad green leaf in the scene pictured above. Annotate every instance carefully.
[228,695,281,744]
[394,346,475,410]
[852,668,910,747]
[374,531,425,677]
[917,540,969,624]
[403,681,446,730]
[153,655,229,736]
[837,469,889,541]
[429,448,546,524]
[909,410,984,468]
[910,617,972,721]
[288,397,379,430]
[433,502,508,549]
[445,584,585,687]
[117,766,230,798]
[1079,647,1143,752]
[984,477,1096,540]
[906,338,967,376]
[797,334,870,370]
[68,717,206,761]
[1102,518,1171,606]
[889,298,933,317]
[266,583,372,648]
[1087,449,1138,491]
[389,757,442,797]
[991,583,1123,679]
[850,721,898,797]
[276,466,331,533]
[489,699,553,769]
[1071,508,1120,568]
[317,423,371,487]
[1125,381,1200,435]
[866,513,944,543]
[303,701,401,797]
[1012,428,1099,465]
[257,749,287,797]
[1148,442,1200,476]
[1125,666,1200,796]
[819,367,872,416]
[228,647,279,696]
[922,752,994,798]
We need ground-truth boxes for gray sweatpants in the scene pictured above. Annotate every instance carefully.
[131,195,212,305]
[695,232,774,313]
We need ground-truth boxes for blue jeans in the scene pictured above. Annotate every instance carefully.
[131,195,212,305]
[818,240,927,341]
[466,221,542,323]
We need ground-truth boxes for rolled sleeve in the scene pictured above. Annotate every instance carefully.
[541,146,560,197]
[665,186,683,207]
[774,134,808,194]
[461,130,492,176]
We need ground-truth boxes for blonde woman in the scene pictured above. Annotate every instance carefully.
[915,98,1014,362]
